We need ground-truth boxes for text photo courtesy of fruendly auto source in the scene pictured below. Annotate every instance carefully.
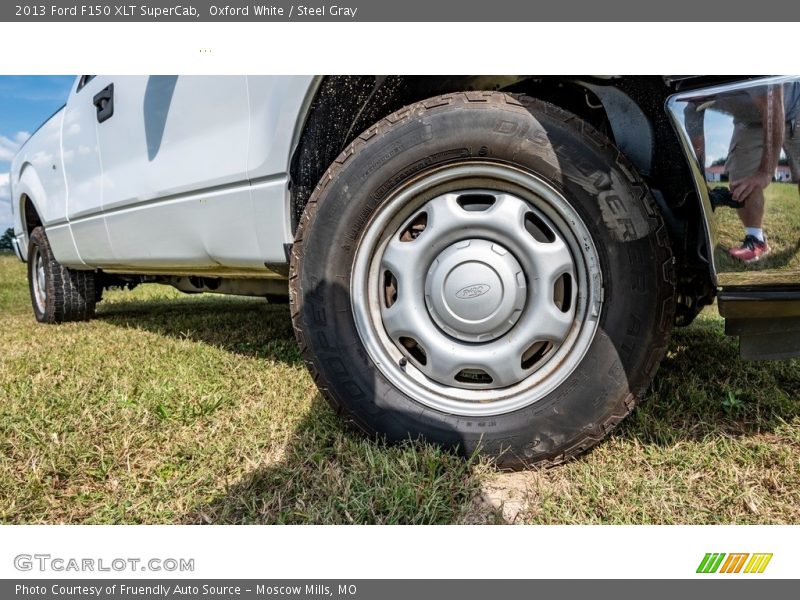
[1,75,798,524]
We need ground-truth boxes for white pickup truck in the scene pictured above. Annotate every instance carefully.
[10,75,800,468]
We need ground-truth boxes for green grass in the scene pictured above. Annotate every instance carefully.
[714,182,800,274]
[1,254,798,524]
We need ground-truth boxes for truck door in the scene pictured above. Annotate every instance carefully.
[93,75,261,271]
[61,75,114,263]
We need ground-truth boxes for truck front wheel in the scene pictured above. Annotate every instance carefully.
[27,226,97,324]
[290,92,675,468]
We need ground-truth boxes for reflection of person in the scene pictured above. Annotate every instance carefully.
[686,82,800,264]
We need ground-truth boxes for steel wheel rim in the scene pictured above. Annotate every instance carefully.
[32,247,47,314]
[351,162,603,416]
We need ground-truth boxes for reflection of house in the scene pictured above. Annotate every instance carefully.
[775,165,793,182]
[706,164,727,182]
[707,164,794,183]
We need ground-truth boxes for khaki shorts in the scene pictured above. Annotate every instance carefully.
[726,120,800,182]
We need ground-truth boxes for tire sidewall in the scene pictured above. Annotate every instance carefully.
[294,94,672,465]
[27,227,51,323]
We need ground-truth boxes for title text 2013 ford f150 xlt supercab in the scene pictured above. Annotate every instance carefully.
[10,75,800,467]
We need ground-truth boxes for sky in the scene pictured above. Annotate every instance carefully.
[703,109,735,167]
[0,76,75,232]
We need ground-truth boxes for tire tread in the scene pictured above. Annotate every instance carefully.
[28,226,97,324]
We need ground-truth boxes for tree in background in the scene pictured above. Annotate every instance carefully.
[0,227,15,252]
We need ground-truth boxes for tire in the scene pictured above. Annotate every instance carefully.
[290,92,675,469]
[27,226,97,323]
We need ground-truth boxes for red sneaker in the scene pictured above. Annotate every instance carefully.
[729,235,770,263]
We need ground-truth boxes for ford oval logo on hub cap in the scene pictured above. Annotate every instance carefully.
[455,284,491,299]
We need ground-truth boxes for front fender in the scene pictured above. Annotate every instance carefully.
[15,164,84,267]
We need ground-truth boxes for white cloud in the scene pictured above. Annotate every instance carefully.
[0,131,30,230]
[0,131,30,162]
[0,172,13,232]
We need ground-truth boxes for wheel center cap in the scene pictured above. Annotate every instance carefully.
[425,239,526,342]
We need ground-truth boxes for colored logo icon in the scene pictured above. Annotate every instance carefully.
[696,553,773,574]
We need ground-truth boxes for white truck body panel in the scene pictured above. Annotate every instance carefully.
[62,76,109,263]
[10,75,318,275]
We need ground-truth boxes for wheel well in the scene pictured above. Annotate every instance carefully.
[289,76,618,232]
[23,194,42,237]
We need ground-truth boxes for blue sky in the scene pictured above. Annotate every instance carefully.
[703,109,735,167]
[0,76,75,232]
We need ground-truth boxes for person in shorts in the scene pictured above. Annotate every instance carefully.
[686,81,800,263]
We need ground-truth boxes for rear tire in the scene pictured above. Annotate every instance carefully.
[290,92,675,468]
[27,226,97,324]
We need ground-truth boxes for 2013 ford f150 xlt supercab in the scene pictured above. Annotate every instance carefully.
[10,75,800,468]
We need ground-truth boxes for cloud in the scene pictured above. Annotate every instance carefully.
[0,76,75,104]
[0,172,13,231]
[0,131,29,229]
[0,131,30,161]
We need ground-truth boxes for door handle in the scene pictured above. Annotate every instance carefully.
[93,84,114,123]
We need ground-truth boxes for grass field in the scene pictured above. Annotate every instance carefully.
[1,253,799,524]
[714,182,800,276]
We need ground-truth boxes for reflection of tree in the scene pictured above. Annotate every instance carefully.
[0,227,15,252]
[711,157,727,167]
